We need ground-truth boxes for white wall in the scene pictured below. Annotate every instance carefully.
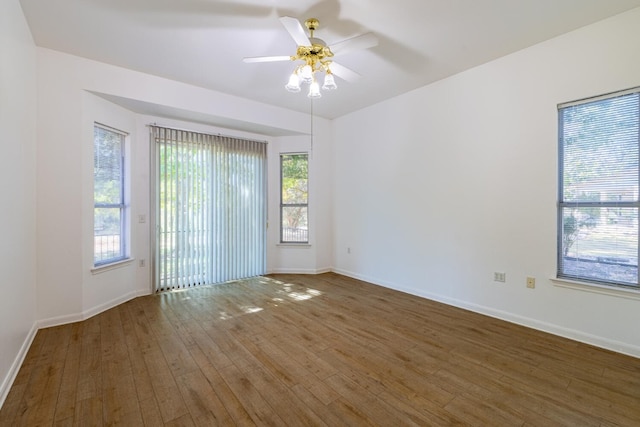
[35,48,333,326]
[268,117,334,274]
[0,0,38,406]
[81,93,146,317]
[333,8,640,357]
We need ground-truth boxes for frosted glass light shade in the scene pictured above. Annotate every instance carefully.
[308,80,322,98]
[322,73,337,90]
[300,65,313,83]
[285,73,301,92]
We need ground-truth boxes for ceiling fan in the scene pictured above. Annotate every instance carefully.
[243,17,378,98]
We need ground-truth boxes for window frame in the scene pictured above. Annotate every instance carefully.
[93,123,129,267]
[280,152,309,244]
[557,87,640,289]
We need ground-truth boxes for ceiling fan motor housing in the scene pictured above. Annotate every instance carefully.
[304,18,320,32]
[294,19,333,71]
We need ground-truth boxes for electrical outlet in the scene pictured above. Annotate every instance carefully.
[526,277,535,289]
[494,272,506,282]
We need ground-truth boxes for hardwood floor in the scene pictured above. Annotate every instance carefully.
[1,272,639,426]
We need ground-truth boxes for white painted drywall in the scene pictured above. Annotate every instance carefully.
[267,119,334,274]
[0,0,38,406]
[332,8,640,356]
[80,93,143,316]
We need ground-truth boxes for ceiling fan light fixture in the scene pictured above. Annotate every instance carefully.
[322,73,337,90]
[308,79,322,98]
[300,64,314,84]
[285,72,301,92]
[245,17,377,99]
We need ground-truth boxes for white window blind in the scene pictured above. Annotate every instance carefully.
[94,124,128,266]
[152,126,267,291]
[558,89,640,288]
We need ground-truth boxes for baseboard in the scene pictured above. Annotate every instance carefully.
[38,288,150,329]
[81,289,150,321]
[332,268,640,359]
[267,267,332,275]
[0,322,38,409]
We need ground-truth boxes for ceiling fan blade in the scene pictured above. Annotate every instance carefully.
[279,16,311,46]
[330,33,378,55]
[329,62,362,82]
[243,55,292,63]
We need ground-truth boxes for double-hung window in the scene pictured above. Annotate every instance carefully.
[280,153,309,243]
[558,88,640,288]
[94,124,128,266]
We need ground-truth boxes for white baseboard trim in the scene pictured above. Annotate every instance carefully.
[332,268,640,359]
[267,267,332,275]
[38,288,150,329]
[81,289,150,322]
[0,322,38,409]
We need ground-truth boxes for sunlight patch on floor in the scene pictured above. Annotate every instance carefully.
[241,306,263,314]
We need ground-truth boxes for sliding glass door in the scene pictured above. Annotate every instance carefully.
[151,126,267,292]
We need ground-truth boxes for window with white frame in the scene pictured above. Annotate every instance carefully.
[94,124,128,266]
[558,88,639,288]
[280,153,308,243]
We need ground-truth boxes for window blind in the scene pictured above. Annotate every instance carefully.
[151,126,267,291]
[94,124,127,265]
[558,89,640,287]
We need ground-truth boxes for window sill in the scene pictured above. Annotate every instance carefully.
[91,258,134,275]
[276,243,312,248]
[551,277,640,301]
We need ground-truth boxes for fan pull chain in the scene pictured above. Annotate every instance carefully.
[310,98,314,158]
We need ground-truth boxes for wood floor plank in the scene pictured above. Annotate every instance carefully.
[175,369,234,426]
[120,301,157,404]
[242,366,328,427]
[138,396,164,426]
[233,332,311,388]
[444,393,525,427]
[100,307,141,425]
[324,373,396,426]
[75,316,102,403]
[73,397,103,427]
[0,382,27,425]
[602,364,640,399]
[216,363,286,426]
[141,343,189,423]
[53,323,82,423]
[15,326,70,426]
[186,346,254,426]
[2,272,640,426]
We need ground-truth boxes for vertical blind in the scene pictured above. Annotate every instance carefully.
[558,89,639,287]
[151,126,267,292]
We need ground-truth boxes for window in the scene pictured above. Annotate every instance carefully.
[558,88,639,288]
[280,153,308,243]
[94,124,128,266]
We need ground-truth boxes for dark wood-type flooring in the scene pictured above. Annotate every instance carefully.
[1,272,639,426]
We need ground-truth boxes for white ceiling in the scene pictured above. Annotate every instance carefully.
[19,0,640,121]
